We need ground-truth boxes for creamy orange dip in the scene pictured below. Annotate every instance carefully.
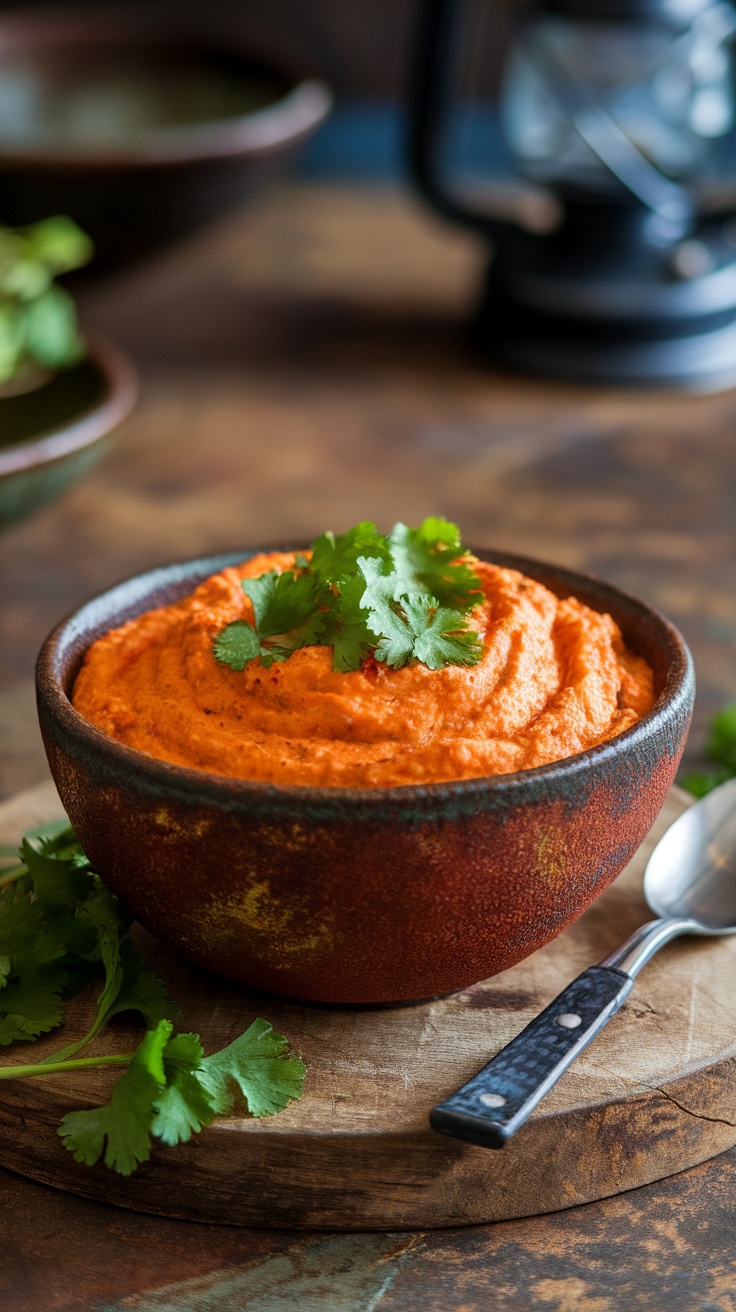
[72,552,655,787]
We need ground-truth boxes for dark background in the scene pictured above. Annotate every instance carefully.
[0,0,515,100]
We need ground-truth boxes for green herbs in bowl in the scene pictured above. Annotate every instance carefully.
[0,215,136,531]
[0,215,92,397]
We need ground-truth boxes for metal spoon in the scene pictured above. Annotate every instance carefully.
[430,777,736,1149]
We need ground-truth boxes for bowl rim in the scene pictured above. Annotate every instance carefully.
[0,334,138,477]
[0,12,333,170]
[36,546,695,812]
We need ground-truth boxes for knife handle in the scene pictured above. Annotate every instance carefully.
[430,966,634,1149]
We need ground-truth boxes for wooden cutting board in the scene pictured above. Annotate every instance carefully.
[0,780,734,1231]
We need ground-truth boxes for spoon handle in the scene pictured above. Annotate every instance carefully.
[430,966,634,1148]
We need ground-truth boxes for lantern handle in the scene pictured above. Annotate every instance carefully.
[408,0,526,240]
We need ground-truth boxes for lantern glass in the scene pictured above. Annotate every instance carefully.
[501,5,736,192]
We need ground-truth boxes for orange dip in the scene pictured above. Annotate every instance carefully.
[72,552,655,787]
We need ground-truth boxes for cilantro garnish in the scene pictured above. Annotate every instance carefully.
[0,821,306,1175]
[213,517,485,675]
[680,701,736,798]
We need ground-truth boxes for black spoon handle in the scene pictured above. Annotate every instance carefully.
[430,966,635,1149]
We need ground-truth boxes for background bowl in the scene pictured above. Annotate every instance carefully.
[0,12,332,272]
[36,549,694,1005]
[0,335,137,529]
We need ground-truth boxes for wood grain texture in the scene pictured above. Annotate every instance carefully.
[3,1144,736,1312]
[1,781,734,1230]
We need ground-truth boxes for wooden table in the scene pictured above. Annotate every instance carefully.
[1,183,735,1309]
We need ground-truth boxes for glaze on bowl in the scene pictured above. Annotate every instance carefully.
[0,335,136,529]
[36,550,694,1004]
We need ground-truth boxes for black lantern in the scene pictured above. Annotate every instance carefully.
[410,0,736,388]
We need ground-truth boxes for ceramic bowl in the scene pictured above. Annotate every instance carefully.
[0,13,332,272]
[36,550,694,1005]
[0,336,137,529]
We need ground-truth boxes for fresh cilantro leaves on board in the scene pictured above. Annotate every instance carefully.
[213,518,485,675]
[0,821,306,1175]
[680,701,736,798]
[58,1017,306,1174]
[151,1030,215,1147]
[197,1017,307,1118]
[60,1021,174,1176]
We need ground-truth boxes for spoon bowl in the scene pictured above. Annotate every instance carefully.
[644,777,736,932]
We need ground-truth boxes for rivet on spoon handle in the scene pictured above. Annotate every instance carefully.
[430,965,634,1149]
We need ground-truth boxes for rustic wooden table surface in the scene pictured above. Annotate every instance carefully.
[1,183,735,1310]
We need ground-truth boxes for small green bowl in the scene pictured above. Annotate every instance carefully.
[0,336,137,529]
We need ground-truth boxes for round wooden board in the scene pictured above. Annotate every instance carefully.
[1,780,735,1231]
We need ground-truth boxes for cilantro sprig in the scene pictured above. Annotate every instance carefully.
[0,822,305,1175]
[0,216,93,385]
[213,517,485,675]
[680,700,736,798]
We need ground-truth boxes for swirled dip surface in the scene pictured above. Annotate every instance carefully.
[73,553,655,787]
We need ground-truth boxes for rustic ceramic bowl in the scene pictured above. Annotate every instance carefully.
[0,13,332,271]
[36,550,694,1005]
[0,336,137,529]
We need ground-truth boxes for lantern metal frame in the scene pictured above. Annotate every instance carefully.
[409,0,736,389]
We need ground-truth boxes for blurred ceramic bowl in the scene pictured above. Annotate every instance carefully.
[0,335,136,528]
[0,12,332,271]
[36,549,694,1005]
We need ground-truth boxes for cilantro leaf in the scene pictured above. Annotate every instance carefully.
[357,557,416,668]
[0,970,67,1043]
[359,558,483,672]
[707,703,736,774]
[25,215,94,274]
[0,882,69,1045]
[106,946,173,1030]
[0,303,25,382]
[309,522,390,586]
[215,572,326,671]
[47,905,171,1064]
[152,1032,216,1146]
[242,570,318,639]
[680,770,730,799]
[213,620,261,671]
[681,700,736,798]
[321,574,375,672]
[3,257,51,302]
[259,611,326,668]
[58,1020,172,1176]
[0,217,91,383]
[389,518,483,611]
[20,830,97,959]
[404,596,485,671]
[197,1017,306,1118]
[23,284,84,369]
